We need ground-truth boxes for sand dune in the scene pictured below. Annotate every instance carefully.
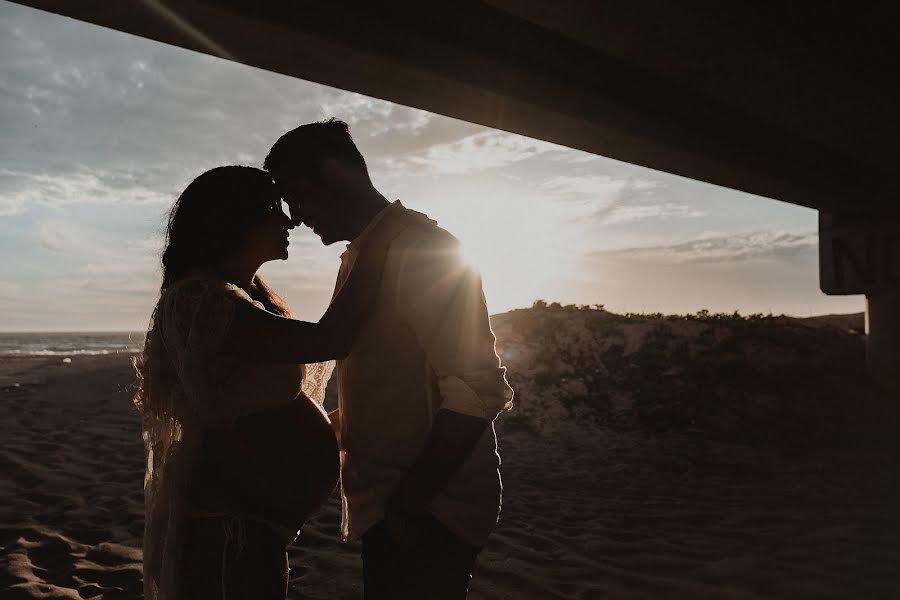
[2,308,900,598]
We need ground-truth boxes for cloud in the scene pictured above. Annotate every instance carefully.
[36,220,91,253]
[0,168,172,211]
[535,174,699,225]
[596,230,818,264]
[540,174,661,203]
[602,202,706,224]
[318,95,433,136]
[382,131,562,175]
[32,219,150,260]
[0,195,25,216]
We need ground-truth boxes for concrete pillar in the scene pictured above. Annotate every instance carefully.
[866,290,900,394]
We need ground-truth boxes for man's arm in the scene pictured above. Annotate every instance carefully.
[387,232,513,520]
[387,410,488,517]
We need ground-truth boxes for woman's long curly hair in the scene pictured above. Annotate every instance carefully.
[134,166,290,412]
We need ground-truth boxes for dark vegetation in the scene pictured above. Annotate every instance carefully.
[492,302,897,449]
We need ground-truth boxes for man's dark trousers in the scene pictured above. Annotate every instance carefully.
[361,512,481,599]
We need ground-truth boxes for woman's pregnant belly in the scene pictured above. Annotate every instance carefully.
[195,393,340,535]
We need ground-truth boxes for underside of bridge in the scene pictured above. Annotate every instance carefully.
[12,0,900,390]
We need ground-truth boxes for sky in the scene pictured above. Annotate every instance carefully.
[0,1,863,331]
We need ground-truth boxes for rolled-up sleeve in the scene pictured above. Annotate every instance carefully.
[395,230,514,421]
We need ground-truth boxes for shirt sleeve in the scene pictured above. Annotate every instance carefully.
[394,229,514,421]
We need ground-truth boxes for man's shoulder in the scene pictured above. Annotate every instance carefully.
[392,227,468,290]
[390,212,459,253]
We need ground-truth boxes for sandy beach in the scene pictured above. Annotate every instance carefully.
[2,310,900,599]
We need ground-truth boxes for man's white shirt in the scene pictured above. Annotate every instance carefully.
[332,201,513,547]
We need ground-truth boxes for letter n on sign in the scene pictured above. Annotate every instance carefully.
[820,213,900,295]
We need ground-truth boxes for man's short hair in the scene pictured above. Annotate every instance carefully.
[264,118,368,180]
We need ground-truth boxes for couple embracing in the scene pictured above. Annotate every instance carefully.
[134,119,514,599]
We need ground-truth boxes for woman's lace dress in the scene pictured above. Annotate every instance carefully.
[134,273,334,600]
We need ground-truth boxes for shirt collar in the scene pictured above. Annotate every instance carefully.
[344,200,403,257]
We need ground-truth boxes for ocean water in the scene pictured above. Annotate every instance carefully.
[0,332,145,356]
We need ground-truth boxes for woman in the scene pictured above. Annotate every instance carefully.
[134,166,404,599]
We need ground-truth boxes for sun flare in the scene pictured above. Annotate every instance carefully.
[425,192,578,314]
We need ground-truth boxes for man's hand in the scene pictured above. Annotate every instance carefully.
[385,409,488,527]
[383,498,423,549]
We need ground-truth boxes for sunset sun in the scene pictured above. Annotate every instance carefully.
[429,192,574,313]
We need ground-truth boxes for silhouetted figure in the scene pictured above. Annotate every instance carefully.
[134,165,408,599]
[265,119,513,599]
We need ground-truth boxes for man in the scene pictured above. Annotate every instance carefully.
[264,119,513,599]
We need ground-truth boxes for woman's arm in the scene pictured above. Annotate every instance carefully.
[221,305,341,364]
[220,214,411,363]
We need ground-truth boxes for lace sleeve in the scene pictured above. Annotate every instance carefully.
[301,360,336,406]
[157,277,242,425]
